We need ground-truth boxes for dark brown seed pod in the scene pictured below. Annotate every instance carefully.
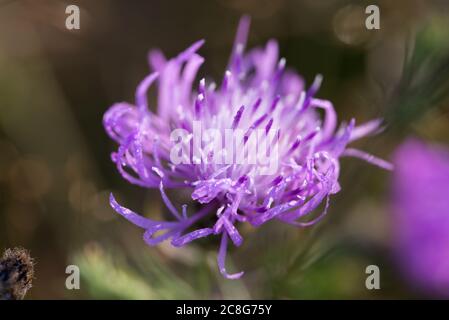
[0,247,34,300]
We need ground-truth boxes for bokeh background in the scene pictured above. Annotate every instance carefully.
[1,0,449,299]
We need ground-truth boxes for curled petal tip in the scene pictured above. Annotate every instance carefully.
[221,269,244,280]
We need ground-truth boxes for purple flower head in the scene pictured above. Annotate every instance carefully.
[103,17,391,279]
[392,139,449,297]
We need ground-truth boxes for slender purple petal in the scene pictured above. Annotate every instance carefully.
[104,16,391,280]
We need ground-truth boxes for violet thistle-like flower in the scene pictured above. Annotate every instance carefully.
[0,247,34,300]
[103,17,392,279]
[392,139,449,297]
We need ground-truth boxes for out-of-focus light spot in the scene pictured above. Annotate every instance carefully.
[333,5,371,46]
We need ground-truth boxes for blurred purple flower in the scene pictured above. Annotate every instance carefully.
[393,139,449,296]
[103,17,391,279]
